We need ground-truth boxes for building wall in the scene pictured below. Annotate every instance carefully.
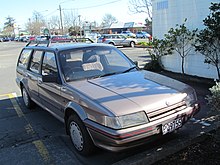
[152,0,220,80]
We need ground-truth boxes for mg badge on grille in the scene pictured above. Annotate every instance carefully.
[165,101,170,107]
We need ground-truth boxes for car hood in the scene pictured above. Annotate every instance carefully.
[68,71,192,116]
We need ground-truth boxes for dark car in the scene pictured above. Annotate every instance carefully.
[16,41,200,155]
[0,37,10,42]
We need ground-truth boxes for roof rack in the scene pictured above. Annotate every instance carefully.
[25,37,94,47]
[26,39,50,47]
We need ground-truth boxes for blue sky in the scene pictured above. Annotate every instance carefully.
[0,0,147,29]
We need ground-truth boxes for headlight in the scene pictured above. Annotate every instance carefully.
[104,111,149,129]
[185,91,197,106]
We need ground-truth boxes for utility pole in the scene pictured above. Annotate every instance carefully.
[78,15,81,37]
[59,5,64,35]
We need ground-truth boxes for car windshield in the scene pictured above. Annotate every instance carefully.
[59,46,136,82]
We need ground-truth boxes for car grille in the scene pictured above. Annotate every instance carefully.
[147,101,187,122]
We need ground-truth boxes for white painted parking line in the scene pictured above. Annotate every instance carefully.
[0,92,53,163]
[8,93,24,118]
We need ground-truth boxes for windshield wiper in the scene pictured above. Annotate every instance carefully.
[88,72,117,79]
[122,66,136,73]
[99,72,117,77]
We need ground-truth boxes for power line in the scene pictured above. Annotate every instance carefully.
[45,10,58,17]
[63,0,122,10]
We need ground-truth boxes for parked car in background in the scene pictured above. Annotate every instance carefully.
[136,31,152,39]
[51,35,72,43]
[28,36,36,41]
[0,37,10,42]
[121,31,136,38]
[14,37,20,41]
[97,34,137,47]
[35,35,47,41]
[19,36,29,42]
[16,41,200,156]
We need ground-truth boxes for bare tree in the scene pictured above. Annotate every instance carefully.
[63,10,78,34]
[101,13,117,28]
[26,11,46,35]
[49,16,60,30]
[129,0,152,21]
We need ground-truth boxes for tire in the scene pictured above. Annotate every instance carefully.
[130,41,135,48]
[68,114,95,155]
[109,42,115,46]
[22,86,34,109]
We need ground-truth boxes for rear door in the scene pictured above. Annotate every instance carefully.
[120,35,129,46]
[113,35,125,46]
[27,50,43,104]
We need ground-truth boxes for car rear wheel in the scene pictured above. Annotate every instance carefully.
[68,114,95,155]
[130,41,135,47]
[22,87,34,109]
[109,42,115,46]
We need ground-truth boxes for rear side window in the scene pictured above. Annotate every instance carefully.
[29,51,43,74]
[18,49,32,68]
[42,52,58,76]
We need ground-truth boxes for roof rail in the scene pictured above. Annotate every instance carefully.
[26,39,51,47]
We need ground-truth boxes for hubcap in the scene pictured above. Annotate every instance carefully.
[70,121,83,151]
[22,89,29,106]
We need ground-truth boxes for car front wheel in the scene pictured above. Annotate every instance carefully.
[68,114,95,155]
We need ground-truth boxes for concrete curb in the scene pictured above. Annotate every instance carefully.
[158,70,215,86]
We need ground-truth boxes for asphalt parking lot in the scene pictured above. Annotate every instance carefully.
[0,41,217,165]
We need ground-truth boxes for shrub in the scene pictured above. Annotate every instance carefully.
[206,82,220,113]
[144,54,163,72]
[164,19,197,75]
[137,41,148,46]
[144,38,173,72]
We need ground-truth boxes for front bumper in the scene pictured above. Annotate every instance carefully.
[84,103,200,152]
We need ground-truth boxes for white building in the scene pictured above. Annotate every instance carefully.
[152,0,220,80]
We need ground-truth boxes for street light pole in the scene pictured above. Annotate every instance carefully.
[59,5,64,35]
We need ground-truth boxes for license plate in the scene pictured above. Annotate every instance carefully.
[162,118,182,135]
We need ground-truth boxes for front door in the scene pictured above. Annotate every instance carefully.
[38,51,63,119]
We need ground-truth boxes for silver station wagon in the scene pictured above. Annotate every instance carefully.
[16,41,200,155]
[97,34,137,47]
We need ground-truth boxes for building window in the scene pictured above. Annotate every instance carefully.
[157,0,168,10]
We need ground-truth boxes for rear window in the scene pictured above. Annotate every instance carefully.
[18,49,32,68]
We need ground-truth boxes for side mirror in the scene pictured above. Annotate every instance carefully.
[42,74,58,83]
